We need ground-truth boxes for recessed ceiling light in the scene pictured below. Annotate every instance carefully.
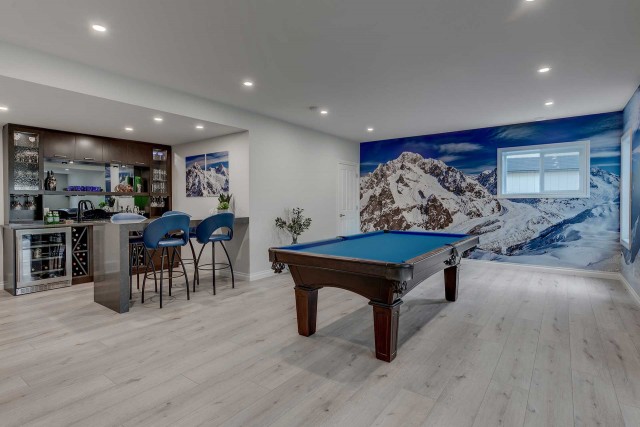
[195,124,204,129]
[0,106,8,111]
[545,100,554,106]
[320,110,329,115]
[367,127,374,132]
[525,0,535,2]
[538,66,551,73]
[91,24,107,32]
[125,127,134,131]
[153,117,163,122]
[243,80,254,87]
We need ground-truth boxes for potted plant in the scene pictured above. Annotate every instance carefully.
[275,208,312,244]
[217,193,232,212]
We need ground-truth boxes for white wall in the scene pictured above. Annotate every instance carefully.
[0,130,4,281]
[0,42,359,279]
[172,131,250,277]
[249,126,359,276]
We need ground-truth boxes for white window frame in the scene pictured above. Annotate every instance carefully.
[497,140,590,199]
[620,131,632,250]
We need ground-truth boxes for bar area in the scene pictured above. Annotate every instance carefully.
[2,120,250,314]
[2,123,174,298]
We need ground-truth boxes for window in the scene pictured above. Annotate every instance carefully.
[497,140,590,198]
[620,131,632,249]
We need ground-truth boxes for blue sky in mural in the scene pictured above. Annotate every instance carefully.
[185,154,206,169]
[361,112,623,175]
[204,151,229,171]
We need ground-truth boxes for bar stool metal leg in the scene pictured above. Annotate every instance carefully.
[169,247,175,297]
[219,241,235,289]
[212,243,216,295]
[188,239,199,287]
[159,248,166,308]
[194,244,207,293]
[175,250,190,300]
[141,248,158,304]
[136,244,141,290]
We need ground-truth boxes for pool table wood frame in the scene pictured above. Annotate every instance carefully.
[269,231,479,362]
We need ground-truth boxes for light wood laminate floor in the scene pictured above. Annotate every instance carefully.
[1,262,640,426]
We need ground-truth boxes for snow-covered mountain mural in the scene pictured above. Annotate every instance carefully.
[621,85,640,295]
[360,112,623,271]
[185,151,229,197]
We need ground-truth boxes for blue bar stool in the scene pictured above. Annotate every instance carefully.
[162,211,199,278]
[111,213,149,299]
[141,214,191,308]
[193,212,235,295]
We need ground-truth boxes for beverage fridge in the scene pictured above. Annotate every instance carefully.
[12,228,72,295]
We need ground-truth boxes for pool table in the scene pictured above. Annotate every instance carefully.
[269,230,479,362]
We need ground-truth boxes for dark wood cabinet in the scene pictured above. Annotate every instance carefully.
[75,136,104,162]
[3,123,173,223]
[103,139,128,164]
[128,143,151,167]
[43,131,75,160]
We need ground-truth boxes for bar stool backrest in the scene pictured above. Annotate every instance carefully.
[162,210,192,217]
[195,212,235,244]
[143,214,191,249]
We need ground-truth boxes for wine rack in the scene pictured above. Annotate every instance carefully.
[71,226,93,284]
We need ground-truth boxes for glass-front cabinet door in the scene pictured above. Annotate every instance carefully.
[150,148,170,216]
[15,228,73,294]
[9,128,44,222]
[13,131,41,191]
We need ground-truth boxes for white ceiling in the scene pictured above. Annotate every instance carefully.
[0,0,638,142]
[0,76,244,144]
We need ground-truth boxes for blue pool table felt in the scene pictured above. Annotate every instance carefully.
[281,231,468,263]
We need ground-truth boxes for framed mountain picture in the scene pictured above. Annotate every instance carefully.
[185,151,229,197]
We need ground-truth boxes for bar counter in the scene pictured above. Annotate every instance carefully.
[4,217,249,313]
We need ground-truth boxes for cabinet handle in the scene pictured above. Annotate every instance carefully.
[53,154,68,158]
[110,159,121,163]
[134,162,146,165]
[84,157,95,161]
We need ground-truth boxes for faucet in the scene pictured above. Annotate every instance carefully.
[77,199,94,222]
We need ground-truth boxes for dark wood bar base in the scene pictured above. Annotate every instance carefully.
[370,300,402,362]
[444,265,459,302]
[294,286,318,336]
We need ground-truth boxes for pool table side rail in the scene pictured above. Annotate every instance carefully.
[269,248,413,281]
[269,234,479,283]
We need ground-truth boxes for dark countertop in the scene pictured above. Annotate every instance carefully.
[3,216,249,230]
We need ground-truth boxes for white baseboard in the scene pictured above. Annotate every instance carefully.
[249,269,280,281]
[216,270,250,281]
[463,258,640,307]
[618,273,640,307]
[462,258,620,280]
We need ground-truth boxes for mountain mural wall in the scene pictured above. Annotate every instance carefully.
[621,85,640,295]
[360,112,623,271]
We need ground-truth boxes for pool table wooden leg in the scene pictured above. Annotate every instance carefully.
[294,286,318,337]
[370,300,402,362]
[444,265,459,302]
